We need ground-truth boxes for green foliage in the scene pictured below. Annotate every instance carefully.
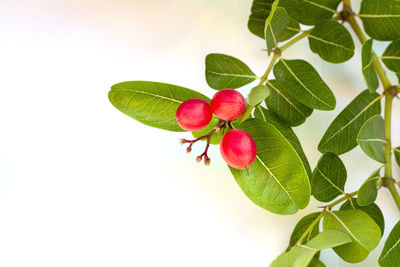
[247,85,270,106]
[311,153,346,202]
[254,107,312,178]
[309,258,326,267]
[357,115,386,163]
[271,230,351,267]
[361,39,379,92]
[265,4,291,55]
[379,220,400,267]
[381,41,400,73]
[308,20,355,63]
[340,199,385,235]
[109,81,209,132]
[279,0,341,25]
[110,2,400,266]
[395,147,400,167]
[357,167,382,206]
[318,90,381,155]
[289,212,321,247]
[323,210,381,263]
[273,59,336,110]
[205,54,257,90]
[265,80,313,126]
[230,118,310,214]
[359,0,400,41]
[248,0,299,40]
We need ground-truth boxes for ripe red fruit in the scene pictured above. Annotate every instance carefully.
[210,89,246,121]
[176,98,212,131]
[220,129,257,169]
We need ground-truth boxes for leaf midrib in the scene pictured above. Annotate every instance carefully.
[303,0,337,13]
[380,236,400,262]
[266,80,308,118]
[279,59,332,108]
[328,211,369,251]
[111,88,183,104]
[308,34,353,52]
[319,95,382,148]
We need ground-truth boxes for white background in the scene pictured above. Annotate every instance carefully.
[0,0,399,266]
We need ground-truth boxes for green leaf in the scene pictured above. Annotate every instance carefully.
[279,0,341,25]
[309,257,326,267]
[395,147,400,167]
[340,198,385,235]
[247,85,270,106]
[357,115,387,163]
[308,20,355,64]
[254,106,312,178]
[248,0,300,41]
[361,39,379,93]
[359,0,400,41]
[192,116,223,145]
[357,167,382,206]
[230,118,310,215]
[318,90,382,155]
[323,210,381,263]
[311,153,346,202]
[379,220,400,267]
[271,230,351,267]
[289,212,321,247]
[265,80,313,127]
[382,41,400,73]
[273,59,336,110]
[205,54,257,90]
[265,4,291,55]
[108,81,209,132]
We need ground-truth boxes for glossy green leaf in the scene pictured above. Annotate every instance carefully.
[395,147,400,167]
[205,54,257,90]
[311,153,346,202]
[108,81,209,132]
[359,0,400,41]
[192,116,223,145]
[357,167,382,206]
[279,0,341,25]
[318,90,382,155]
[381,41,400,73]
[247,85,270,106]
[323,210,381,263]
[308,20,354,63]
[254,106,312,178]
[289,212,321,247]
[340,198,385,235]
[271,230,351,267]
[248,0,300,41]
[357,115,387,163]
[230,118,310,214]
[273,59,336,110]
[379,220,400,267]
[265,80,313,127]
[362,39,379,93]
[265,4,291,55]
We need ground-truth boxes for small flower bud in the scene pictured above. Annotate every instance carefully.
[204,157,210,166]
[179,139,187,144]
[186,146,192,153]
[196,156,202,162]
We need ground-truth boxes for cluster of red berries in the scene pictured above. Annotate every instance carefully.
[176,89,257,169]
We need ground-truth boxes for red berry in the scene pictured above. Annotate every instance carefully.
[210,89,245,121]
[220,129,257,169]
[176,98,212,131]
